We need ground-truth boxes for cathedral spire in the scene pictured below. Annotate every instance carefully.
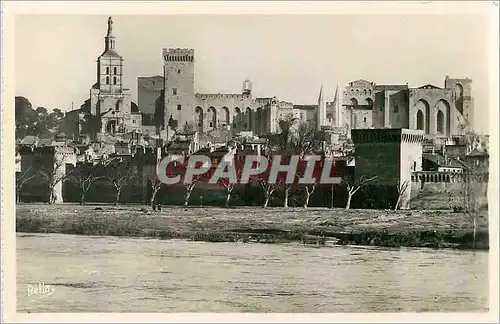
[104,16,115,51]
[317,85,325,131]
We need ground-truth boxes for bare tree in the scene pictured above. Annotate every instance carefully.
[342,175,377,210]
[16,166,36,203]
[149,176,165,208]
[183,173,208,207]
[183,182,197,207]
[394,180,411,211]
[330,184,335,209]
[303,183,316,208]
[217,161,244,208]
[260,181,278,208]
[219,179,236,208]
[68,164,102,205]
[107,166,136,205]
[39,155,71,204]
[268,118,319,208]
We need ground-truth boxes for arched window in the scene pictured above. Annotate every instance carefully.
[416,110,424,130]
[114,67,117,75]
[436,110,444,134]
[113,77,117,85]
[106,76,110,85]
[106,67,109,74]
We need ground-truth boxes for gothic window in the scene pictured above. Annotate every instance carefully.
[416,110,424,130]
[114,67,117,75]
[113,77,117,85]
[173,88,177,95]
[106,76,110,85]
[436,110,444,134]
[106,67,109,74]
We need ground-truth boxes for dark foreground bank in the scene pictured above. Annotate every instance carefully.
[16,204,489,250]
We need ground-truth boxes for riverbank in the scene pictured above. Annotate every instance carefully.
[16,204,489,250]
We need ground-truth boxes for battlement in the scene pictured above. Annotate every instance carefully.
[445,75,472,83]
[351,128,425,144]
[195,93,252,100]
[163,48,194,62]
[411,171,465,183]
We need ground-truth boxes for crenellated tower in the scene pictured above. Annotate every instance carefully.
[163,48,195,138]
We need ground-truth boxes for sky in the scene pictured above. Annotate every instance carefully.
[15,14,492,133]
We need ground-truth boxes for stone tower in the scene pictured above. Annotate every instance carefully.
[351,128,424,209]
[163,48,195,138]
[242,79,252,96]
[89,16,132,135]
[444,76,474,131]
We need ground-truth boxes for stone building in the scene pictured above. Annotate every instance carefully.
[351,128,425,209]
[59,17,142,140]
[88,17,142,135]
[339,77,474,139]
[138,48,323,140]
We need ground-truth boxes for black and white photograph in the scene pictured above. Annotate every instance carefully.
[2,1,498,322]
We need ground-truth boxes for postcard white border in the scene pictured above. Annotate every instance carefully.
[2,1,498,323]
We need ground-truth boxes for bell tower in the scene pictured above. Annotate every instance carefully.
[96,16,124,94]
[89,16,132,135]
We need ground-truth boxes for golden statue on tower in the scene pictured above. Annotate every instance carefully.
[107,16,113,35]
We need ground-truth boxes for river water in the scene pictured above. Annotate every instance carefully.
[16,233,488,313]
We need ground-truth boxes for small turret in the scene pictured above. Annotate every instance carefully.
[242,79,252,95]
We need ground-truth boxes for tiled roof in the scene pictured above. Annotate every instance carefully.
[20,136,38,146]
[423,153,463,168]
[170,141,191,150]
[38,139,54,147]
[417,84,442,90]
[100,49,121,58]
[192,148,212,155]
[467,149,489,157]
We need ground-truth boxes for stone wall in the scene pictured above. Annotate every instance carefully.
[410,180,488,210]
[138,76,163,115]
